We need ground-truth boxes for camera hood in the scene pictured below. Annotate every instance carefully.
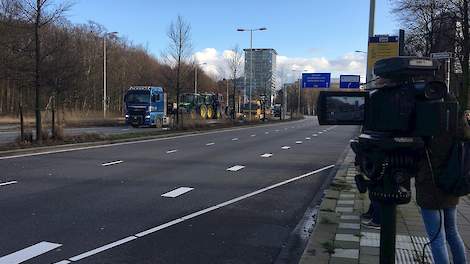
[374,57,438,79]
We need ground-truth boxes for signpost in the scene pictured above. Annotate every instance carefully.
[431,52,453,92]
[340,75,361,89]
[367,35,399,82]
[302,73,331,88]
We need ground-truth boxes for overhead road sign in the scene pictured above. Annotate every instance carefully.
[302,73,331,88]
[340,75,361,89]
[367,35,399,75]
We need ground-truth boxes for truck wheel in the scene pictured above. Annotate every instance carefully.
[207,105,214,119]
[200,105,207,119]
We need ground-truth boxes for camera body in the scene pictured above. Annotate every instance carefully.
[317,57,459,204]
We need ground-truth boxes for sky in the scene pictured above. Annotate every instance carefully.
[68,0,401,82]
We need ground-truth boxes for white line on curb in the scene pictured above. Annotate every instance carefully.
[56,165,334,263]
[227,165,245,171]
[161,187,194,198]
[0,241,62,264]
[0,181,18,187]
[101,160,124,166]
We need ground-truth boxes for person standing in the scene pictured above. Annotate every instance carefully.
[416,105,470,264]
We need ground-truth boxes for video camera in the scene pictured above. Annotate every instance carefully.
[316,56,459,204]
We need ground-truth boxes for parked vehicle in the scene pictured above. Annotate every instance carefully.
[179,93,207,119]
[201,93,223,119]
[124,86,168,127]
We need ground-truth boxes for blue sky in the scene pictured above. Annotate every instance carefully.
[68,0,401,80]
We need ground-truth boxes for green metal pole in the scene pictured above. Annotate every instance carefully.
[379,170,397,264]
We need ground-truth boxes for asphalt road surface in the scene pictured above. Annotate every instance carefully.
[0,117,358,264]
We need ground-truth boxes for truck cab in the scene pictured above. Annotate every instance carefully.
[124,86,167,127]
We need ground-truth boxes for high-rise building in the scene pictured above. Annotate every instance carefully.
[244,48,277,106]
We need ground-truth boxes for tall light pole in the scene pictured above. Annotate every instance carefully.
[292,69,307,117]
[237,27,267,121]
[366,0,376,84]
[194,62,207,94]
[103,31,118,119]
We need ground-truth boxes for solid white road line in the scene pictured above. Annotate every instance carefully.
[166,149,178,154]
[101,160,124,167]
[57,165,334,263]
[68,236,137,262]
[226,165,245,171]
[232,138,239,141]
[281,146,291,150]
[161,187,194,198]
[0,241,62,264]
[260,153,273,158]
[296,141,303,144]
[206,142,215,146]
[0,181,18,187]
[0,119,306,161]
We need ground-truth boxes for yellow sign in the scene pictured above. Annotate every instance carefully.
[367,41,399,74]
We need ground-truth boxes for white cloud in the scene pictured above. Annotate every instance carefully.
[193,48,367,84]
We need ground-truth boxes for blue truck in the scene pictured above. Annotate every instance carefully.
[124,86,167,127]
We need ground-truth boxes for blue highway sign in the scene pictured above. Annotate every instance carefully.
[302,73,331,88]
[340,75,361,89]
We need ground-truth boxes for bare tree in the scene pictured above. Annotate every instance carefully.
[163,15,193,127]
[225,45,243,119]
[16,0,71,141]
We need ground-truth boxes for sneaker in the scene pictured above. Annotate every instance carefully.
[361,220,381,230]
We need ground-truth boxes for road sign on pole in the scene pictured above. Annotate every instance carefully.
[302,73,331,88]
[340,75,361,89]
[367,35,399,77]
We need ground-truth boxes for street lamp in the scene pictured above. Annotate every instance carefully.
[103,31,118,119]
[237,27,267,121]
[194,62,207,94]
[292,69,307,117]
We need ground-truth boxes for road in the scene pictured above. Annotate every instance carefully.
[0,117,358,264]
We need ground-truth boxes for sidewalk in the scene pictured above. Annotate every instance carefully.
[299,148,470,264]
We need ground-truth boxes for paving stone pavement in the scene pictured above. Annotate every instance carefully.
[299,148,470,264]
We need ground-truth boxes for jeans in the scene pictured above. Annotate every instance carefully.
[371,201,381,224]
[420,207,467,264]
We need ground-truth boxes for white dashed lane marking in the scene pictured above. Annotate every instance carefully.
[232,138,239,141]
[54,165,335,263]
[260,153,273,158]
[101,160,124,166]
[0,181,18,187]
[0,241,62,264]
[227,165,245,171]
[265,132,270,135]
[313,134,318,137]
[251,134,256,137]
[305,137,311,140]
[281,146,291,150]
[161,187,194,198]
[166,149,178,154]
[296,141,303,144]
[206,142,215,146]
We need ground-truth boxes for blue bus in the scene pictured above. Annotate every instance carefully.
[124,86,166,127]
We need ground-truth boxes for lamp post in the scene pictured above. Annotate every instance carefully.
[103,31,118,119]
[366,0,376,84]
[194,62,207,94]
[292,69,307,117]
[237,27,267,121]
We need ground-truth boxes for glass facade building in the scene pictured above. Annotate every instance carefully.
[243,48,277,106]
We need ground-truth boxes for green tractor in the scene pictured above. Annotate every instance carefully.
[179,93,208,119]
[201,93,223,119]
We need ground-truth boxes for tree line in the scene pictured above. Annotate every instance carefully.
[0,0,219,140]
